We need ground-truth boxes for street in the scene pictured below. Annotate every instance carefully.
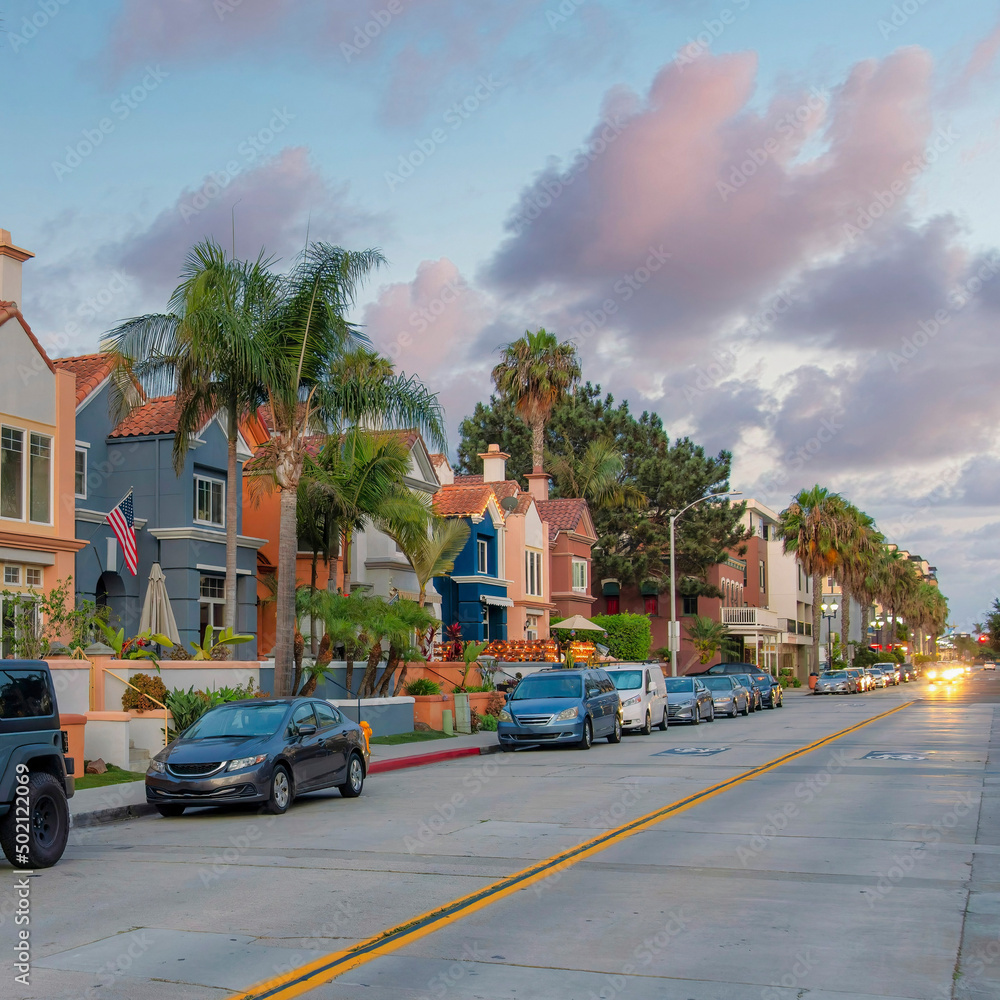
[5,677,1000,1000]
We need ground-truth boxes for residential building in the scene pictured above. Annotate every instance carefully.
[536,498,597,623]
[0,230,86,652]
[57,358,263,658]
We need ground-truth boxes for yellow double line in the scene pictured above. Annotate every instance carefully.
[230,701,910,1000]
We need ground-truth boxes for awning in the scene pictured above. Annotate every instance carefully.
[602,581,620,596]
[480,594,513,607]
[640,581,659,596]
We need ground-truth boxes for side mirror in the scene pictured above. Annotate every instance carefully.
[296,723,317,737]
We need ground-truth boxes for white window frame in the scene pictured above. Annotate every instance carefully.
[525,549,543,597]
[525,614,539,640]
[572,558,588,593]
[27,432,53,525]
[4,565,21,586]
[75,445,88,500]
[759,560,766,592]
[25,567,42,588]
[199,575,225,635]
[477,538,488,575]
[194,475,226,528]
[0,425,25,522]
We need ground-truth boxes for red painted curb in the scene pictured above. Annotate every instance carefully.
[368,746,485,775]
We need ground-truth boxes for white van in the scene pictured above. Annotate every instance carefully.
[604,665,668,733]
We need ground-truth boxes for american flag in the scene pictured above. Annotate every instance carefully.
[106,491,138,576]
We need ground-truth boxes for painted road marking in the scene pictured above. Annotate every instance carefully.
[863,751,928,760]
[654,747,730,756]
[227,702,912,1000]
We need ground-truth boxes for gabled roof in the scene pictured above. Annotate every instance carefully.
[0,301,54,374]
[454,474,520,500]
[51,353,114,405]
[433,483,498,519]
[108,396,182,438]
[536,498,594,543]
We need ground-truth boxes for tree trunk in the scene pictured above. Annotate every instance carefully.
[812,571,822,671]
[342,528,352,595]
[344,653,355,696]
[310,550,319,657]
[377,646,400,697]
[841,595,851,665]
[274,486,298,695]
[859,602,870,651]
[360,644,382,697]
[531,417,544,473]
[225,427,239,630]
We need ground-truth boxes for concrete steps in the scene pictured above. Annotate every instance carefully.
[128,739,150,772]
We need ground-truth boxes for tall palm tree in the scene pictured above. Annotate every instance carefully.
[492,329,580,474]
[834,506,882,664]
[105,240,280,630]
[547,438,647,510]
[779,486,852,671]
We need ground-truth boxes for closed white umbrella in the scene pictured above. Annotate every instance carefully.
[139,562,182,645]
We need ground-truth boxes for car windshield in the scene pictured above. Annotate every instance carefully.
[184,703,288,739]
[665,678,696,693]
[702,677,734,691]
[735,676,754,686]
[822,671,847,678]
[610,671,643,690]
[511,676,582,700]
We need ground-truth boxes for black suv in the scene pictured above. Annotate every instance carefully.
[0,660,74,868]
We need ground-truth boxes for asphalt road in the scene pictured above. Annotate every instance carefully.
[4,673,1000,1000]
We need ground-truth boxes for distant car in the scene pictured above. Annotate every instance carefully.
[814,670,853,694]
[985,662,997,671]
[874,662,900,685]
[868,668,889,689]
[700,675,750,717]
[898,663,913,682]
[498,668,622,750]
[145,698,370,817]
[845,667,868,692]
[605,665,668,734]
[732,673,763,712]
[746,670,783,709]
[665,677,715,724]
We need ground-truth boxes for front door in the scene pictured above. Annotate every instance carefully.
[584,677,607,735]
[285,703,323,789]
[313,701,349,786]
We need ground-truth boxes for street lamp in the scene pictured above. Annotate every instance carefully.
[668,490,742,677]
[820,598,839,668]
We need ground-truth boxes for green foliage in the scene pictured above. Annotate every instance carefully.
[404,678,442,696]
[591,613,651,661]
[93,619,173,663]
[188,625,253,660]
[478,713,498,732]
[121,672,168,712]
[165,679,264,740]
[685,615,735,665]
[0,577,108,659]
[850,648,882,670]
[982,598,1000,654]
[914,653,936,664]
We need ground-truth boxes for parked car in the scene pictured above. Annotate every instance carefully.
[498,668,622,750]
[146,698,370,816]
[875,662,901,685]
[700,675,750,717]
[665,677,715,724]
[845,667,868,692]
[746,670,783,709]
[0,660,74,868]
[605,665,668,734]
[985,662,997,671]
[733,673,763,712]
[814,670,853,694]
[701,662,758,677]
[868,668,889,689]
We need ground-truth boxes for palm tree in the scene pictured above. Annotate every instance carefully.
[105,240,279,630]
[778,486,853,671]
[492,329,580,474]
[377,599,438,697]
[685,614,736,667]
[547,438,647,510]
[834,506,882,665]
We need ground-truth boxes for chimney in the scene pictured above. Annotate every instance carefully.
[478,443,509,484]
[0,230,34,308]
[526,471,549,502]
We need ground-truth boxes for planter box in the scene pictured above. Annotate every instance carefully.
[412,694,451,732]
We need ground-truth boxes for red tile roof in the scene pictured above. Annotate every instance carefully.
[454,475,520,498]
[52,353,113,405]
[433,483,497,518]
[536,498,590,542]
[108,396,182,438]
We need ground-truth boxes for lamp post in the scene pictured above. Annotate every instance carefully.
[668,491,742,678]
[820,598,839,668]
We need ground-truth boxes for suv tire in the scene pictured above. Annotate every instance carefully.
[0,772,70,869]
[578,718,593,750]
[607,716,623,744]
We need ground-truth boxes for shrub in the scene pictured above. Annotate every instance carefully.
[165,686,211,739]
[121,672,168,712]
[405,678,442,696]
[485,692,505,717]
[591,613,652,661]
[479,713,498,731]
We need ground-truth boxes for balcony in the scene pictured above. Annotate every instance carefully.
[721,607,780,632]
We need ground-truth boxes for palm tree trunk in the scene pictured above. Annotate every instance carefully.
[274,486,298,695]
[225,429,239,630]
[310,550,319,657]
[345,652,355,696]
[360,645,381,697]
[377,646,400,697]
[342,528,352,595]
[812,571,822,670]
[859,602,870,651]
[841,596,851,665]
[531,417,544,473]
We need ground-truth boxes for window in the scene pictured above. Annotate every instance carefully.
[75,448,87,499]
[314,702,341,728]
[682,595,698,616]
[28,433,51,523]
[477,538,488,574]
[4,566,20,586]
[606,595,620,615]
[288,703,317,736]
[1,427,24,519]
[762,524,770,541]
[199,575,225,641]
[525,550,543,597]
[572,559,587,592]
[26,568,42,588]
[0,668,54,718]
[195,476,225,526]
[759,560,766,592]
[644,594,658,616]
[525,614,539,640]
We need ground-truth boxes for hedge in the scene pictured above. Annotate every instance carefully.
[591,613,652,661]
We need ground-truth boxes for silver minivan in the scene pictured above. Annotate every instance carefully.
[605,665,668,733]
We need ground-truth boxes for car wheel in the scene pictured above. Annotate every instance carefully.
[339,753,365,798]
[578,717,593,749]
[0,772,70,869]
[707,705,715,722]
[729,702,738,718]
[776,695,783,708]
[641,710,652,736]
[740,699,749,716]
[608,716,623,744]
[691,705,701,725]
[155,804,186,818]
[264,765,292,815]
[658,709,668,731]
[766,696,775,709]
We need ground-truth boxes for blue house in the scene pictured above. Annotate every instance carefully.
[432,480,509,642]
[53,355,263,658]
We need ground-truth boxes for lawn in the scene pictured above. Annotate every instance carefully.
[75,764,147,790]
[370,730,455,746]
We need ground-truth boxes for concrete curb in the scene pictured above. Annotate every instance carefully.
[70,743,503,827]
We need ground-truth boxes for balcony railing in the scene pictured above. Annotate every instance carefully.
[721,607,780,631]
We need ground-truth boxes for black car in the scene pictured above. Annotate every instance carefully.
[733,673,763,712]
[146,698,370,817]
[747,670,783,709]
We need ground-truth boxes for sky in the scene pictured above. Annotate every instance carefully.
[2,0,999,630]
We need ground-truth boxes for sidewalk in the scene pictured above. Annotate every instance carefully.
[70,731,501,828]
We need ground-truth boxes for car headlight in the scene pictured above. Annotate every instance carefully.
[554,706,579,721]
[498,709,512,722]
[148,759,166,773]
[676,700,695,709]
[227,754,268,772]
[621,695,641,707]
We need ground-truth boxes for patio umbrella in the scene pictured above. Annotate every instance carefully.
[553,614,606,632]
[139,562,182,645]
